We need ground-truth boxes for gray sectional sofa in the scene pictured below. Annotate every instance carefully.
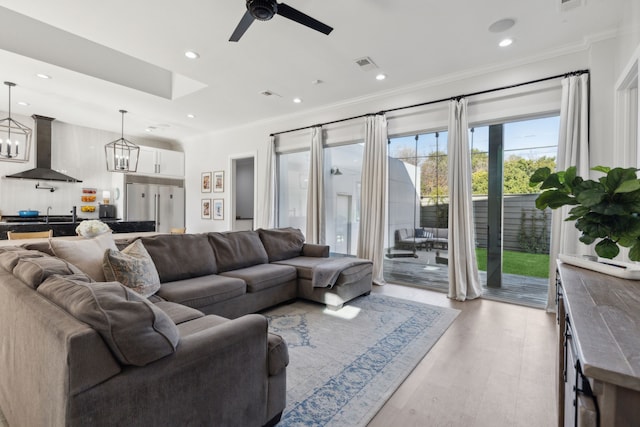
[0,227,372,427]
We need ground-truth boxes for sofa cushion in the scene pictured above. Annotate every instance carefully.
[207,231,268,273]
[49,233,118,282]
[153,301,204,324]
[38,274,180,366]
[267,333,289,376]
[257,227,305,262]
[13,256,90,289]
[141,234,218,282]
[156,274,246,310]
[0,247,46,272]
[102,239,161,298]
[220,264,297,293]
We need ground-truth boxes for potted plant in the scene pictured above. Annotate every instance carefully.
[529,165,640,261]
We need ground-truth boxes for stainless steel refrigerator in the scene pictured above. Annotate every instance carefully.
[126,183,185,233]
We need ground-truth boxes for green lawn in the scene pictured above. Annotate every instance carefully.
[475,248,549,278]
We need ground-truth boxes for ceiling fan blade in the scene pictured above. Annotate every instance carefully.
[229,10,256,42]
[276,3,333,35]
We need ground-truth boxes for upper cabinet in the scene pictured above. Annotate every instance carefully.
[134,146,184,177]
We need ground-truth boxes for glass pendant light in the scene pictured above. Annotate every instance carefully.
[0,81,32,162]
[105,109,139,172]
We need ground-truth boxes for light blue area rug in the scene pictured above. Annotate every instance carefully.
[263,294,459,427]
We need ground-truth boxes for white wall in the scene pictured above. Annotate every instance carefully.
[0,113,179,220]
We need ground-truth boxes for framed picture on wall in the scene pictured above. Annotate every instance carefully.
[213,198,224,220]
[213,171,224,193]
[201,172,212,193]
[201,199,212,219]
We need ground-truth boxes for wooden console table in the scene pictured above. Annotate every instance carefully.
[556,261,640,426]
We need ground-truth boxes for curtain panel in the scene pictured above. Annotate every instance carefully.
[257,135,277,229]
[357,114,388,285]
[306,127,325,244]
[447,98,482,301]
[546,74,590,311]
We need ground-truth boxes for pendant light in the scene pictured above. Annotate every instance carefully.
[0,82,32,162]
[105,109,139,172]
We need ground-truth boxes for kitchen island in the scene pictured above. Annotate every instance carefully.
[0,218,155,240]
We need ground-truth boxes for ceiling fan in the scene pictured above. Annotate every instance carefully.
[229,0,333,42]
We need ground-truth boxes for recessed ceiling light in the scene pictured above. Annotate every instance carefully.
[145,128,154,133]
[489,18,516,33]
[17,101,30,107]
[184,50,200,59]
[293,98,303,104]
[499,38,513,47]
[36,73,51,79]
[376,73,387,81]
[186,114,195,119]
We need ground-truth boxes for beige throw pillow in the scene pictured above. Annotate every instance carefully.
[49,233,117,282]
[103,239,161,298]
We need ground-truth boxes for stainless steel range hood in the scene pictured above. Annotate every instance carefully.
[5,115,82,182]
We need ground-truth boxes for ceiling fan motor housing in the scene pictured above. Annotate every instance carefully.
[247,0,277,20]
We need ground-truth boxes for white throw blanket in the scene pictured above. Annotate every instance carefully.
[312,258,372,288]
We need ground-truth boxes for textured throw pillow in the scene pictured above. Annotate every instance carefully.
[38,274,179,366]
[257,227,305,262]
[103,240,161,298]
[49,233,118,282]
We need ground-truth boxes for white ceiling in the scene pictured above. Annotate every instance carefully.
[0,0,629,142]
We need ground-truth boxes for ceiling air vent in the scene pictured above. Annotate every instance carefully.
[354,56,378,71]
[558,0,583,12]
[260,90,281,97]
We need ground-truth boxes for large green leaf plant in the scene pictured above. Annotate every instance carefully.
[529,166,640,261]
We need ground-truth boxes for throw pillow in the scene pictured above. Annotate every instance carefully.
[415,228,427,238]
[38,274,180,366]
[49,233,117,282]
[103,239,161,298]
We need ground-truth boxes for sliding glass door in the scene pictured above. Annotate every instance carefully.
[472,116,558,305]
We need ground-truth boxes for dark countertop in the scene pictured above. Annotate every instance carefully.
[0,220,156,240]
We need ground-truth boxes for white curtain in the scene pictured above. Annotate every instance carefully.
[257,135,277,229]
[547,74,590,311]
[306,127,325,244]
[357,114,388,285]
[447,99,482,301]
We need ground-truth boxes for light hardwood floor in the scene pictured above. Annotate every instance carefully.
[368,284,557,427]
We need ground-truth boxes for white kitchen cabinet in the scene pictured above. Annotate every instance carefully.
[132,146,184,178]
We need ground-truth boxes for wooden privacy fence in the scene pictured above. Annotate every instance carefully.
[420,194,551,254]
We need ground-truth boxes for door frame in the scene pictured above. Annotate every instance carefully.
[229,151,258,231]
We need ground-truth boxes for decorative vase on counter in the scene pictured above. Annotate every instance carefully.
[75,220,111,238]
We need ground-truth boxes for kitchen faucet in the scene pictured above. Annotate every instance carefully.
[46,206,52,224]
[71,206,77,223]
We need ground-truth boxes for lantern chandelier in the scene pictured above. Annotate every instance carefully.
[0,81,32,162]
[105,109,139,173]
